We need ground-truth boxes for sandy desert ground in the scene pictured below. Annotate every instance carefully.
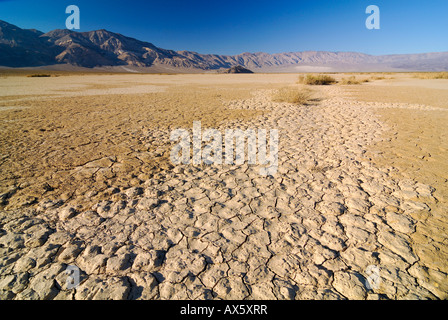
[0,72,447,300]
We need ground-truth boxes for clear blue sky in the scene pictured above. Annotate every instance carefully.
[0,0,447,55]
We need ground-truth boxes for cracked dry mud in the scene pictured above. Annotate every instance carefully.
[1,77,448,300]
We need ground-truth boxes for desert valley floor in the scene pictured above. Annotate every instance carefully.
[0,72,447,300]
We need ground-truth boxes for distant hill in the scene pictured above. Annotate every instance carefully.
[1,20,448,72]
[0,20,57,67]
[222,66,254,73]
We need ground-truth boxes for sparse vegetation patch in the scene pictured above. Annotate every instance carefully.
[298,74,337,85]
[27,74,52,78]
[413,72,448,79]
[271,86,313,104]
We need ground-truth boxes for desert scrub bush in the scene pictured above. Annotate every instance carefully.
[339,76,359,85]
[271,86,313,105]
[298,74,336,85]
[413,72,448,79]
[339,76,371,85]
[370,76,386,80]
[27,74,52,78]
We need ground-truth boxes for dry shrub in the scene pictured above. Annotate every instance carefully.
[339,76,361,85]
[298,74,336,85]
[339,76,371,85]
[271,86,313,104]
[27,74,52,78]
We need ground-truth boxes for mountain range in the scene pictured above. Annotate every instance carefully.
[1,20,447,73]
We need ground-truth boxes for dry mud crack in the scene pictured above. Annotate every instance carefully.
[1,85,447,300]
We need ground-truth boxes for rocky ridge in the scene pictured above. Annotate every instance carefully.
[1,20,448,71]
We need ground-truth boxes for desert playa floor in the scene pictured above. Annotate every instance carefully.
[0,73,447,299]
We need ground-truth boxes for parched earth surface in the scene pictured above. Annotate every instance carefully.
[1,76,447,300]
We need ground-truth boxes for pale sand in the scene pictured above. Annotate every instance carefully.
[0,73,447,300]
